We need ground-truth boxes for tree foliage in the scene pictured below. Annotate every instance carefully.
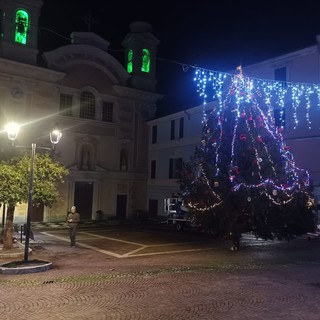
[0,153,68,249]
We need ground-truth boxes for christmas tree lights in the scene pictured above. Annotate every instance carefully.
[194,67,320,130]
[179,67,315,244]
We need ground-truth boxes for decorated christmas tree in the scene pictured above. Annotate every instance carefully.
[179,67,315,249]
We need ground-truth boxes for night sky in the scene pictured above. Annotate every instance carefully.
[39,0,320,117]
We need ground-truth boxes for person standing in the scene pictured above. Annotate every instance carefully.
[67,206,80,246]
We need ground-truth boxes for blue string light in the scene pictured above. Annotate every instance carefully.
[194,68,320,130]
[192,68,312,210]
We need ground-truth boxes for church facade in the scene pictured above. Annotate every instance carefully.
[0,0,162,222]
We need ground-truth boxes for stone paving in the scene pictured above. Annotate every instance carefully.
[0,226,320,320]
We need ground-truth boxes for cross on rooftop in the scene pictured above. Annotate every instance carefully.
[82,11,98,32]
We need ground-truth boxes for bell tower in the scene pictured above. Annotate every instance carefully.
[122,21,160,92]
[0,0,43,65]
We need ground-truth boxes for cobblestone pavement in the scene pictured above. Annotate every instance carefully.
[1,226,320,320]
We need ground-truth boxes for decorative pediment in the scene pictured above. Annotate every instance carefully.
[43,41,130,85]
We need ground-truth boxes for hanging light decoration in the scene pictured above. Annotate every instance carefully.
[194,68,320,130]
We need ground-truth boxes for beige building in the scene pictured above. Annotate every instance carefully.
[0,0,162,223]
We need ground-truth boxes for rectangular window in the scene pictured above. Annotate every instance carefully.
[59,94,73,116]
[151,160,156,179]
[80,91,95,119]
[170,120,175,140]
[274,67,286,82]
[179,117,184,139]
[152,125,157,144]
[274,108,285,128]
[102,102,113,122]
[274,67,287,127]
[169,158,182,179]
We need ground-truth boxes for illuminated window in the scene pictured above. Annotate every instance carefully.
[127,49,133,73]
[15,9,29,45]
[80,91,95,119]
[141,48,150,73]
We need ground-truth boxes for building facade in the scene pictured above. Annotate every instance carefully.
[147,103,211,216]
[0,0,162,223]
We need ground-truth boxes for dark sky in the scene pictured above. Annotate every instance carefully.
[39,0,320,117]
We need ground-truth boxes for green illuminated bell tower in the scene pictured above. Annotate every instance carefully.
[122,21,160,92]
[0,0,43,65]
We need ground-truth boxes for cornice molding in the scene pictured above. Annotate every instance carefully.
[0,58,65,82]
[113,85,163,103]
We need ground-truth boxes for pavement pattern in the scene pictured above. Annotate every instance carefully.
[0,225,320,320]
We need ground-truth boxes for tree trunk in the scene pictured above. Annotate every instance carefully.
[2,205,15,250]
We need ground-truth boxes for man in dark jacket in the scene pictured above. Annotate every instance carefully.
[67,206,80,246]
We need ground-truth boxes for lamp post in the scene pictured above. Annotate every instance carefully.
[5,122,62,262]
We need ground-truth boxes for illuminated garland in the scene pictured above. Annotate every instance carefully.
[194,67,320,130]
[185,162,223,211]
[188,69,312,212]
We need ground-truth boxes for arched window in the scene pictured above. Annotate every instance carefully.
[15,9,29,45]
[141,48,150,73]
[127,49,133,73]
[80,91,95,119]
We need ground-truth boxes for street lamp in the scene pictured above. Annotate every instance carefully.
[5,122,62,262]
